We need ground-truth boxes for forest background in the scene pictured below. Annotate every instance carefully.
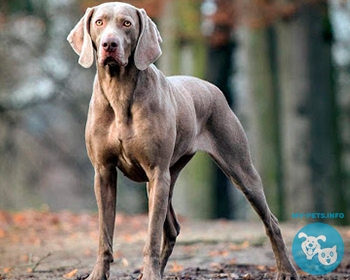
[0,0,349,224]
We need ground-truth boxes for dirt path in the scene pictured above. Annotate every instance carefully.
[0,211,349,279]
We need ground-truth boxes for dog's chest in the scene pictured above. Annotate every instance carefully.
[115,135,148,182]
[86,110,149,182]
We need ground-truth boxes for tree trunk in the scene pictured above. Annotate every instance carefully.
[276,9,313,215]
[276,2,345,221]
[242,26,281,218]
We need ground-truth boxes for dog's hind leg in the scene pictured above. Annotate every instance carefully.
[202,106,299,280]
[160,155,194,277]
[160,202,180,276]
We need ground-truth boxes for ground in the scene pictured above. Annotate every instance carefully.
[0,210,349,280]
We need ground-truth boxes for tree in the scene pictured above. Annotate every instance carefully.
[238,0,345,221]
[276,0,346,222]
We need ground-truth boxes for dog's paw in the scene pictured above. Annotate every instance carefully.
[85,262,110,280]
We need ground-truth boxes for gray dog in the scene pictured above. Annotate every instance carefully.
[67,2,298,280]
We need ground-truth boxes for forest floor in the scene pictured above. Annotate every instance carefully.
[0,210,350,280]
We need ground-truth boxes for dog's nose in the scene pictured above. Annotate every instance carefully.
[102,37,118,53]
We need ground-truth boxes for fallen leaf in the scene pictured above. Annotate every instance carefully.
[209,262,223,270]
[299,270,309,276]
[63,268,78,279]
[256,265,266,271]
[169,261,184,273]
[21,254,29,262]
[209,249,229,257]
[229,241,250,251]
[113,250,123,259]
[121,258,129,267]
[3,267,12,273]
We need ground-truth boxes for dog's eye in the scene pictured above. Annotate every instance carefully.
[95,19,103,26]
[123,20,131,27]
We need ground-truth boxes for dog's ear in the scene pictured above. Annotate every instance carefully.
[134,8,162,71]
[67,7,95,68]
[298,232,308,239]
[316,235,326,242]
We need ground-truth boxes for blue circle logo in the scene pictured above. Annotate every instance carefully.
[292,223,344,275]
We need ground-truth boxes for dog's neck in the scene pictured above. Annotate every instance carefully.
[95,62,140,124]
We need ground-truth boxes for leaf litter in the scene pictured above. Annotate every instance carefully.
[0,210,349,279]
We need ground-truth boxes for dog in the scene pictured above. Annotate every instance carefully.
[298,232,326,260]
[67,2,298,280]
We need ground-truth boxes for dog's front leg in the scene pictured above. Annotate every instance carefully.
[142,171,171,280]
[87,166,117,280]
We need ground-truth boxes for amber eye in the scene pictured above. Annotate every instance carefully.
[123,20,131,27]
[95,19,103,26]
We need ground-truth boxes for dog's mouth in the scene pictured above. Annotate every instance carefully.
[103,56,119,66]
[99,54,128,68]
[306,247,316,256]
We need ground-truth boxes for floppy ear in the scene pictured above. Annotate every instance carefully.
[134,8,162,71]
[67,7,95,68]
[298,232,308,239]
[316,235,326,242]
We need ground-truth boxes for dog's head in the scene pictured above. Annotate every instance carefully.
[298,232,326,250]
[67,2,162,70]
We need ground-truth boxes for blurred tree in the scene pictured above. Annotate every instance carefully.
[0,0,106,211]
[329,0,350,223]
[202,0,238,219]
[276,0,347,223]
[238,0,346,221]
[0,0,34,14]
[80,0,165,17]
[241,24,282,218]
[252,0,345,222]
[245,0,303,220]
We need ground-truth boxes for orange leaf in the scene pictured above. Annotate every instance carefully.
[257,265,266,271]
[63,268,78,279]
[209,249,229,257]
[13,213,26,225]
[21,254,29,262]
[3,267,12,273]
[229,240,250,251]
[209,262,222,270]
[169,261,183,273]
[121,258,129,267]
